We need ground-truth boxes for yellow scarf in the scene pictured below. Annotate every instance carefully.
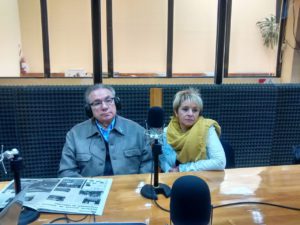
[166,116,221,163]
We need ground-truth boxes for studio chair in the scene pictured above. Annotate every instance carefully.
[293,145,300,164]
[220,137,235,169]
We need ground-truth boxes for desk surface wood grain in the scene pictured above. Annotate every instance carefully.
[1,165,300,225]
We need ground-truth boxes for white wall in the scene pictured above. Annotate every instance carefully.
[18,0,44,74]
[282,0,300,83]
[229,0,277,74]
[47,0,92,74]
[0,0,21,77]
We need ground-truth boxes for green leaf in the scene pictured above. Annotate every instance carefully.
[256,14,279,49]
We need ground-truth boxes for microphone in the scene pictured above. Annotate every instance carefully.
[147,106,164,128]
[1,148,19,160]
[145,106,164,143]
[141,107,171,200]
[0,147,20,175]
[0,147,22,194]
[0,145,40,225]
[170,175,212,225]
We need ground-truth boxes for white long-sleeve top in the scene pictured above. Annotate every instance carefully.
[159,126,226,172]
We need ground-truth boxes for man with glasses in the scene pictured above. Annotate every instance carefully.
[58,84,152,177]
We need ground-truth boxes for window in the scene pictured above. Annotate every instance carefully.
[228,0,278,77]
[1,0,285,81]
[172,0,218,77]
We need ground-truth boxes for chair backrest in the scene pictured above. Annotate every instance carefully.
[220,138,235,169]
[293,145,300,164]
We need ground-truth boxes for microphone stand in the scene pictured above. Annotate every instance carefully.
[141,139,171,200]
[10,155,22,194]
[8,153,40,225]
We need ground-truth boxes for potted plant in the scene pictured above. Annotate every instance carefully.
[256,15,279,49]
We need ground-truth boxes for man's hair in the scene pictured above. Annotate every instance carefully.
[172,88,203,113]
[84,84,116,104]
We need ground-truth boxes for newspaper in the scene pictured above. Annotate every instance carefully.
[0,177,112,215]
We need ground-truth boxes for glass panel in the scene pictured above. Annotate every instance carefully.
[0,0,21,77]
[173,0,218,77]
[228,0,277,77]
[48,0,92,77]
[112,0,167,77]
[0,0,43,77]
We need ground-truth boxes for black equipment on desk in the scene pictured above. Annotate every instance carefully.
[170,175,212,225]
[140,107,171,200]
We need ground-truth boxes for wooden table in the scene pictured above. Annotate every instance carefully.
[1,165,300,225]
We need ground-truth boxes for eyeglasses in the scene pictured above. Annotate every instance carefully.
[90,97,115,108]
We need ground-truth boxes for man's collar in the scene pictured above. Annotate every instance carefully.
[96,118,116,132]
[86,116,125,138]
[85,119,100,138]
[112,115,125,135]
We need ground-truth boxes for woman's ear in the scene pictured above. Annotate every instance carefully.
[174,110,178,117]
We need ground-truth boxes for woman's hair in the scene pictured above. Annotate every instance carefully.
[173,88,203,114]
[84,84,116,104]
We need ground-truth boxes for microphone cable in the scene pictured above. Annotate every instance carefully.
[153,199,170,213]
[153,201,300,225]
[147,149,170,213]
[214,201,300,211]
[151,200,300,214]
[149,157,170,212]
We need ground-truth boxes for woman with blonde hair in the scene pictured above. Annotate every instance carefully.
[160,88,226,172]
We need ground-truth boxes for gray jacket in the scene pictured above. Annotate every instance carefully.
[58,115,152,177]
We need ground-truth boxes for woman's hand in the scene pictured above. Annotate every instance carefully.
[169,166,179,173]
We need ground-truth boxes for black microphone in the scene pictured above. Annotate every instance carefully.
[141,107,171,200]
[145,106,164,142]
[147,106,164,128]
[170,175,212,225]
[0,147,22,193]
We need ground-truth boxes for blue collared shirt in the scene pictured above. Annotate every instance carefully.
[96,118,116,142]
